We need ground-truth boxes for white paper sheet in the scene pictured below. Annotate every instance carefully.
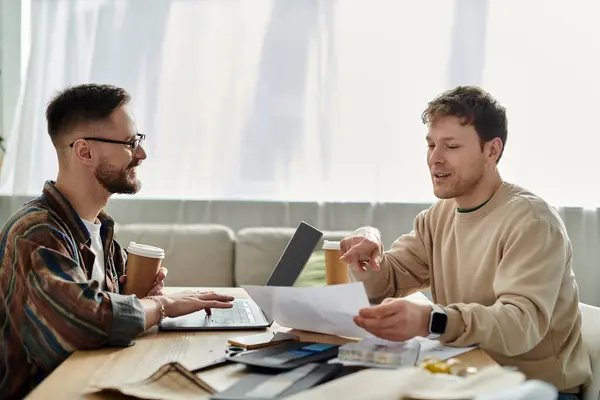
[416,337,479,363]
[403,291,432,304]
[242,282,372,338]
[243,285,478,357]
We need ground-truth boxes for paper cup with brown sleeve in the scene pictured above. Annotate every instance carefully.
[323,240,349,285]
[124,242,165,298]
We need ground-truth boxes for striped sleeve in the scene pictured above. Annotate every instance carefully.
[16,223,145,371]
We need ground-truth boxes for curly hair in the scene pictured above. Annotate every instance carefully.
[421,86,507,162]
[46,84,131,143]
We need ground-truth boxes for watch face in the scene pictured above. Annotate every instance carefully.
[431,312,448,334]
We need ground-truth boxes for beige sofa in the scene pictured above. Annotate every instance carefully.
[113,223,351,287]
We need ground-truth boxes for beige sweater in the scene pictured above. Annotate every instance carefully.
[351,182,591,392]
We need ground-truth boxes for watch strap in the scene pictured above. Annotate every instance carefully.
[428,304,447,339]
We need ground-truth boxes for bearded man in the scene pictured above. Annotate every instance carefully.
[0,84,233,399]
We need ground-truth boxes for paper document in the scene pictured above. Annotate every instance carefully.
[86,362,213,400]
[417,337,479,363]
[242,282,371,338]
[403,290,432,304]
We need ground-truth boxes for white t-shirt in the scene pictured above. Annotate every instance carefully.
[82,219,105,290]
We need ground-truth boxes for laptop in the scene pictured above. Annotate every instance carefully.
[159,221,324,331]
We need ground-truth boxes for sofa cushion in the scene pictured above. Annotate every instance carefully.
[235,228,352,286]
[114,224,235,287]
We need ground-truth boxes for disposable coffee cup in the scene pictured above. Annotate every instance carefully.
[125,242,165,298]
[322,240,349,285]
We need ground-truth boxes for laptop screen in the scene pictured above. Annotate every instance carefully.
[265,222,323,286]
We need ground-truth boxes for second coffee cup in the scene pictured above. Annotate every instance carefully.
[124,242,165,298]
[322,240,349,285]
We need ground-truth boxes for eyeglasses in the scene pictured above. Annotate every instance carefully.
[69,133,146,151]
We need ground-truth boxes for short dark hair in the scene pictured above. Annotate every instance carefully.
[421,86,508,162]
[46,84,131,143]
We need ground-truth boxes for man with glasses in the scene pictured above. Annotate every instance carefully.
[0,84,234,399]
[68,132,147,192]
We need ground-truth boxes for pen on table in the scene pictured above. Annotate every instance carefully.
[205,308,212,316]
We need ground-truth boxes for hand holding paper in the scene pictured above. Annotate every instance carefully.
[242,282,372,338]
[354,296,433,341]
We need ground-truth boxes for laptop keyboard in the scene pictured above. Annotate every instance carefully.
[210,300,256,324]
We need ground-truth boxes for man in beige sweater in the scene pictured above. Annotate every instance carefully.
[341,86,591,398]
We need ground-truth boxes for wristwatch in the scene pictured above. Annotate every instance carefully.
[428,304,448,339]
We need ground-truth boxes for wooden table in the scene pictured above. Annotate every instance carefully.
[26,287,498,399]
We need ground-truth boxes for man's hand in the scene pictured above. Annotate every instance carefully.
[160,290,234,318]
[340,227,383,272]
[142,291,234,328]
[119,267,168,297]
[353,298,432,341]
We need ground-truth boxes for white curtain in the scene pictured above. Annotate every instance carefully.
[0,0,599,304]
[2,0,600,208]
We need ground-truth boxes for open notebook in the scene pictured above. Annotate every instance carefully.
[86,361,250,400]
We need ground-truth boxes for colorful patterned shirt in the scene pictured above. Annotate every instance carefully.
[0,181,146,399]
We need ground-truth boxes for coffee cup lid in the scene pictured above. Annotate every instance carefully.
[322,240,341,250]
[127,242,165,259]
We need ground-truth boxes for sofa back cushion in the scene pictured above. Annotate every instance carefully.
[114,224,235,287]
[234,228,351,286]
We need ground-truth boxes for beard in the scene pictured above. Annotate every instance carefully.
[95,158,142,194]
[432,164,486,200]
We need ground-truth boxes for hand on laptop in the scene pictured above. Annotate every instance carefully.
[353,298,431,341]
[160,291,234,319]
[340,227,383,272]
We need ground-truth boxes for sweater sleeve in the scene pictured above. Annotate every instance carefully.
[440,219,567,356]
[350,211,431,304]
